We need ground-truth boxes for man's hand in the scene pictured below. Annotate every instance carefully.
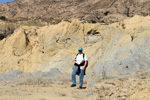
[82,61,87,71]
[82,66,85,71]
[72,66,74,70]
[72,60,76,70]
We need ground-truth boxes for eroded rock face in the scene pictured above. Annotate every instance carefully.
[0,15,150,79]
[1,0,150,23]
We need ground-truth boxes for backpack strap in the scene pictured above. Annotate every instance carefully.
[75,53,79,60]
[83,53,85,60]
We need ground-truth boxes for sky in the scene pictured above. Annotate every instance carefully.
[0,0,14,3]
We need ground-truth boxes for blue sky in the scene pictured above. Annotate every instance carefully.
[0,0,14,3]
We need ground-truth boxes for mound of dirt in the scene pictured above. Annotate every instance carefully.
[0,15,150,80]
[0,70,24,81]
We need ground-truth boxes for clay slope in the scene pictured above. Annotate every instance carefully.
[1,0,150,23]
[0,15,150,79]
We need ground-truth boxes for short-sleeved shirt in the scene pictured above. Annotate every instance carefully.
[74,53,88,69]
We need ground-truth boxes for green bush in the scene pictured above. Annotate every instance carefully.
[0,16,6,21]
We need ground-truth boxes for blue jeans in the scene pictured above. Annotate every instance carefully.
[72,66,84,87]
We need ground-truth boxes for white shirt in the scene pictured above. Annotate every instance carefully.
[74,53,88,69]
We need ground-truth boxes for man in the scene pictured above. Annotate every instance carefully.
[70,47,88,89]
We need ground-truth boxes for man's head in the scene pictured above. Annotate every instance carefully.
[78,47,83,54]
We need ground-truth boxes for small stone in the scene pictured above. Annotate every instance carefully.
[109,92,114,96]
[39,98,46,100]
[96,96,105,100]
[122,97,126,99]
[111,97,118,100]
[83,92,93,96]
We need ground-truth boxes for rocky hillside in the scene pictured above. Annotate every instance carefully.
[1,0,150,23]
[0,15,150,79]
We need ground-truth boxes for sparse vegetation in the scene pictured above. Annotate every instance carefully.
[22,20,48,26]
[0,16,6,21]
[0,34,5,40]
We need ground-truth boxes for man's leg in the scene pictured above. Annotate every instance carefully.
[79,69,84,88]
[71,66,78,85]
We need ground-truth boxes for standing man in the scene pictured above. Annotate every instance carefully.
[70,47,88,89]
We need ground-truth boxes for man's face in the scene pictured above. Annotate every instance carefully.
[78,50,82,54]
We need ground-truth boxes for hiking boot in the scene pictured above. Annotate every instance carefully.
[77,87,82,89]
[70,84,76,87]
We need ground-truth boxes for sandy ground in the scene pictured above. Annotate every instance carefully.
[0,72,150,100]
[0,81,96,100]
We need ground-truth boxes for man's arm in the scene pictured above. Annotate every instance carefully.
[82,61,87,71]
[72,60,76,70]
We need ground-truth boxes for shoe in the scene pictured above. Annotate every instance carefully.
[77,87,82,89]
[70,84,76,87]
